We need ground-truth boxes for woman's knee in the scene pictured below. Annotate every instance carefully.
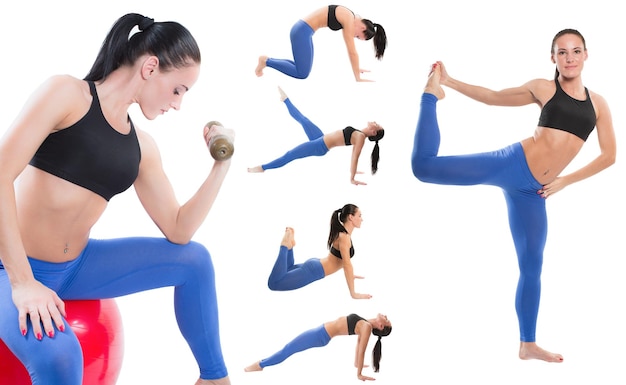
[411,158,437,183]
[179,241,214,274]
[24,334,83,384]
[294,69,311,79]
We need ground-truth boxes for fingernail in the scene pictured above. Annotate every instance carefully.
[21,329,27,336]
[59,325,65,332]
[36,333,43,340]
[48,331,54,338]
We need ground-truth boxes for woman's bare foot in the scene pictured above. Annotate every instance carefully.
[278,86,288,102]
[255,56,268,77]
[247,165,264,173]
[519,342,563,363]
[194,375,231,385]
[424,63,445,100]
[281,227,296,249]
[244,361,263,372]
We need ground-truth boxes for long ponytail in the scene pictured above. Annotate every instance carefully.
[369,128,384,174]
[327,204,358,249]
[362,19,387,60]
[84,13,200,82]
[371,325,392,372]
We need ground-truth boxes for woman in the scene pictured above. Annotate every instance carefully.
[267,204,371,299]
[248,87,384,186]
[254,5,387,81]
[411,29,616,362]
[244,313,392,381]
[0,13,234,385]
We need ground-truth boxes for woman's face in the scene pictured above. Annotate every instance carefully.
[551,34,587,78]
[139,60,200,120]
[364,121,381,137]
[349,208,363,228]
[354,20,367,40]
[372,313,391,330]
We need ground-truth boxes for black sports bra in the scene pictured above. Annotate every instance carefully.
[347,313,365,335]
[327,5,354,31]
[330,239,354,259]
[537,78,596,141]
[29,81,141,201]
[342,126,360,146]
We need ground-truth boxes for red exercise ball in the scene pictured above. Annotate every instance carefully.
[0,299,124,385]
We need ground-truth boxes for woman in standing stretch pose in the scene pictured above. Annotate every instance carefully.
[248,87,384,185]
[244,313,392,381]
[0,13,234,385]
[412,29,616,362]
[267,204,372,299]
[254,5,387,81]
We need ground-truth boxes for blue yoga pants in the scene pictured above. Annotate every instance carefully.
[260,324,331,368]
[267,246,325,291]
[266,20,315,79]
[0,237,228,384]
[262,98,329,170]
[412,93,546,342]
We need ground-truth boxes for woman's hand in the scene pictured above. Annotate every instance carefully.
[435,61,451,86]
[351,277,372,300]
[203,123,236,161]
[356,69,374,82]
[12,280,66,340]
[538,177,567,199]
[357,373,376,381]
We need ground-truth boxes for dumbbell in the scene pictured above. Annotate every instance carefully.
[205,121,234,161]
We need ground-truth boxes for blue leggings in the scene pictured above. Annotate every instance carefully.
[260,324,331,368]
[266,20,315,79]
[267,246,325,291]
[412,93,546,342]
[262,98,329,171]
[0,237,228,384]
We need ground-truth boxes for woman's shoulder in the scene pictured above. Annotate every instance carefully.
[41,74,86,91]
[33,75,90,106]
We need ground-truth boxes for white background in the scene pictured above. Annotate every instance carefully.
[1,0,624,384]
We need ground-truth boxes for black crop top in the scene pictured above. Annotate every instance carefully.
[330,239,354,259]
[347,313,365,335]
[537,78,596,141]
[327,5,354,31]
[342,126,359,146]
[29,81,141,201]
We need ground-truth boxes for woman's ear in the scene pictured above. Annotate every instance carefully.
[141,56,160,79]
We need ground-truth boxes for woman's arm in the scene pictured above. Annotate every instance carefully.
[438,61,540,107]
[337,7,371,82]
[339,233,371,299]
[349,132,366,185]
[133,124,234,244]
[354,321,375,381]
[0,75,79,338]
[539,92,616,197]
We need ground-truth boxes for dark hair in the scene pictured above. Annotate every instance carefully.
[372,325,392,372]
[327,204,359,249]
[362,19,387,60]
[84,13,201,82]
[550,28,586,79]
[368,128,384,174]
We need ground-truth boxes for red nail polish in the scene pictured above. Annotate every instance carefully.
[36,333,43,340]
[59,325,65,332]
[21,329,27,336]
[48,331,54,338]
